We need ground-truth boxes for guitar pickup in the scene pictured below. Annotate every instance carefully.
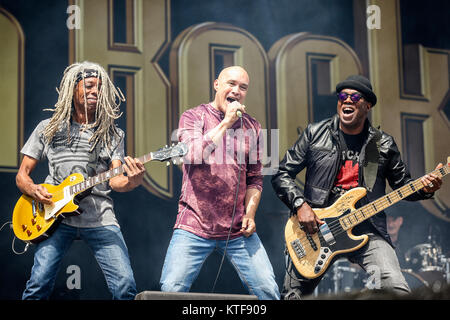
[306,233,318,251]
[32,200,45,218]
[319,222,336,246]
[299,223,318,251]
[290,239,306,259]
[32,200,37,218]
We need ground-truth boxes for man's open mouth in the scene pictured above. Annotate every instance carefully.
[226,97,237,103]
[343,107,354,115]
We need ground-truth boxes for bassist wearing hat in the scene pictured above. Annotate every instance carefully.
[271,75,443,299]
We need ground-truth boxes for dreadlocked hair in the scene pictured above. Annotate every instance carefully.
[43,61,125,152]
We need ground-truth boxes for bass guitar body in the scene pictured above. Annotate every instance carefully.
[285,158,449,280]
[285,187,369,279]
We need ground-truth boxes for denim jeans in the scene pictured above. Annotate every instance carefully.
[22,223,136,300]
[160,229,280,300]
[282,233,410,299]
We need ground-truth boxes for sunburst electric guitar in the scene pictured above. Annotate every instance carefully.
[12,142,188,244]
[285,157,449,279]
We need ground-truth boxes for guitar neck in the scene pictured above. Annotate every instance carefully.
[69,152,155,195]
[340,165,449,230]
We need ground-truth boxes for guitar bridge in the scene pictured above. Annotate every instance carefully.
[290,239,306,259]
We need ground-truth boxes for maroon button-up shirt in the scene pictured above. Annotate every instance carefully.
[174,104,264,239]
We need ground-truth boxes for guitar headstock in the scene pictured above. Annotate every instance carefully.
[152,142,188,163]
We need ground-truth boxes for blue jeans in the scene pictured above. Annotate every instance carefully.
[282,233,410,299]
[160,229,280,300]
[22,223,136,300]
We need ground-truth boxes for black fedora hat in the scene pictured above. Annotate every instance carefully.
[336,75,377,106]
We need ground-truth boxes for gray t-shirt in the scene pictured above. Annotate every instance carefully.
[21,119,125,228]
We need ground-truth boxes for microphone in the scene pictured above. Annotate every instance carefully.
[236,110,242,118]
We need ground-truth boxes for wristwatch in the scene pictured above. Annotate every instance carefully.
[293,198,305,212]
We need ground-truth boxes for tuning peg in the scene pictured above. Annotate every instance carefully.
[166,161,170,166]
[165,145,168,148]
[172,143,175,146]
[172,159,177,164]
[179,158,183,163]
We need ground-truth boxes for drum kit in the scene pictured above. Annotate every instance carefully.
[314,238,449,296]
[315,258,365,296]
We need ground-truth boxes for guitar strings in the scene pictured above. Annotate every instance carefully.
[44,144,186,201]
[289,166,449,275]
[325,166,445,235]
[290,186,421,267]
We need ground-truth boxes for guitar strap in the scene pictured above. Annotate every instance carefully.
[362,129,381,193]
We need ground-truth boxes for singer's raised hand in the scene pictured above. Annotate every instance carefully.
[225,101,246,125]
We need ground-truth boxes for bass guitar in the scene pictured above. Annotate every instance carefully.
[285,157,449,279]
[12,143,188,244]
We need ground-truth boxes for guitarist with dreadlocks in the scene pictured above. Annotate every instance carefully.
[16,61,146,299]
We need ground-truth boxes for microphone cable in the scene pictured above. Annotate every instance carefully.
[211,114,243,293]
[0,221,30,255]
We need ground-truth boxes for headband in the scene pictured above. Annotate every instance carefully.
[75,69,100,85]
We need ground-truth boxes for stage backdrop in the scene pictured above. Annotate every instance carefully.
[0,0,449,299]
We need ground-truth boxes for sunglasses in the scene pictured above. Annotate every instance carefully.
[337,92,363,103]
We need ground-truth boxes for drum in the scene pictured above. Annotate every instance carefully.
[402,269,447,292]
[401,269,428,290]
[405,243,442,272]
[404,242,448,291]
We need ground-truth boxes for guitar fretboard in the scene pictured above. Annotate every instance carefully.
[69,152,154,195]
[339,164,449,230]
